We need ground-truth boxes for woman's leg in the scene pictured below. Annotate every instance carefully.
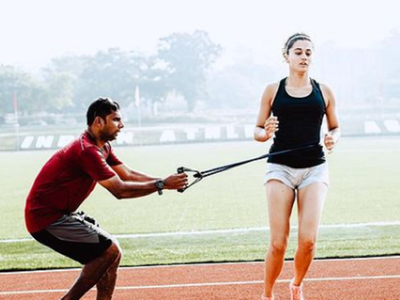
[263,180,296,298]
[293,182,328,286]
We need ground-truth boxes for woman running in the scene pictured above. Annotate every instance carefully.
[254,33,340,300]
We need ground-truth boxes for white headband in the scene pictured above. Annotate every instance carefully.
[286,35,310,49]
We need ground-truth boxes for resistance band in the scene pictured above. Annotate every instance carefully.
[177,143,319,192]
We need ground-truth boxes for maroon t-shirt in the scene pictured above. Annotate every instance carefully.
[25,131,122,233]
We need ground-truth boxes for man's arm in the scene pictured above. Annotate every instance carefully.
[98,168,188,199]
[111,163,157,182]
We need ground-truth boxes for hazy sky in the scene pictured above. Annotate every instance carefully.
[0,0,399,71]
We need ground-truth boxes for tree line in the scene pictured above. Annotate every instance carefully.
[1,29,400,123]
[0,30,222,117]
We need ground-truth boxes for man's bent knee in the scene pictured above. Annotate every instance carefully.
[104,242,122,264]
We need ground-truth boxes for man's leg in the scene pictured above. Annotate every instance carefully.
[96,246,122,300]
[61,242,121,300]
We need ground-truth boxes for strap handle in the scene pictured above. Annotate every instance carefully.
[177,167,203,192]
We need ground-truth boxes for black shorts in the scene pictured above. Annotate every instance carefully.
[31,214,114,264]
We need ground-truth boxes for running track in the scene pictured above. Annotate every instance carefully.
[1,256,400,300]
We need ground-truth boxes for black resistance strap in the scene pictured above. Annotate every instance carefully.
[177,143,318,192]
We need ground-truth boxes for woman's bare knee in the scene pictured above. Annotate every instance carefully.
[298,237,317,253]
[269,239,288,257]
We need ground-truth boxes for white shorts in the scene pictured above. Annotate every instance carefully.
[263,162,329,190]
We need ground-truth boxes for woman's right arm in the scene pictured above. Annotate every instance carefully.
[254,83,279,142]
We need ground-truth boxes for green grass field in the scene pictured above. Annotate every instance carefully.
[1,136,400,270]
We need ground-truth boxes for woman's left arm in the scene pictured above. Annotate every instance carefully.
[321,84,340,152]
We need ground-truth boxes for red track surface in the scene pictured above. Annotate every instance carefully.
[1,256,400,300]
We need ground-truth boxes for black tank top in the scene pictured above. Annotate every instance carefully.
[268,77,326,168]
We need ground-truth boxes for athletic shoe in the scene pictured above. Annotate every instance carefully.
[261,296,274,300]
[289,280,304,300]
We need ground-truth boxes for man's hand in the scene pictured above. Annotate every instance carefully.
[164,172,188,191]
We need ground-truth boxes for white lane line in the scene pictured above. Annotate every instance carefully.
[1,255,399,275]
[3,221,400,243]
[1,274,400,295]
